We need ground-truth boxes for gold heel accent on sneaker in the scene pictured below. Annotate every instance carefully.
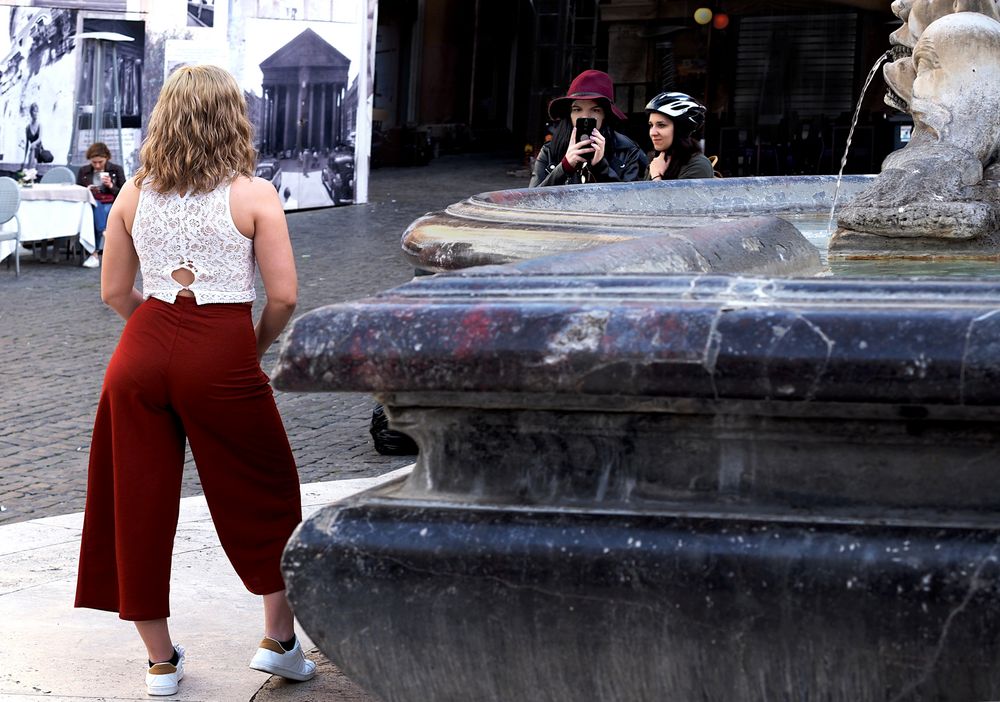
[249,638,317,681]
[258,637,286,654]
[145,643,185,696]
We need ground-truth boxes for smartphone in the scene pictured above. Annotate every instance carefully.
[575,117,598,162]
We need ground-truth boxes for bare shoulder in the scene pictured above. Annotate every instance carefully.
[113,178,140,209]
[111,178,141,232]
[231,175,280,205]
[229,175,283,238]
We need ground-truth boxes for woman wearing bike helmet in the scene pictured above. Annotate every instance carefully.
[645,91,714,180]
[529,70,647,187]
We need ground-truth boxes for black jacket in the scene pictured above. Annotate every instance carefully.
[529,132,648,187]
[77,161,126,201]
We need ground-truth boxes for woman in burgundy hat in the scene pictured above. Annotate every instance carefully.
[529,69,647,187]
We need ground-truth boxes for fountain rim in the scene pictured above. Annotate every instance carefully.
[400,174,878,271]
[455,174,878,218]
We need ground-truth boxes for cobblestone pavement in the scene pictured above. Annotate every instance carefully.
[0,153,522,525]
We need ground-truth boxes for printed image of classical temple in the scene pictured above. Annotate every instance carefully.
[258,28,353,157]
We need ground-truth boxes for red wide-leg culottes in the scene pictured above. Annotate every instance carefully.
[75,296,303,621]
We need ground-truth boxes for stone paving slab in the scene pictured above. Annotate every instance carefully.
[0,469,411,701]
[0,154,519,526]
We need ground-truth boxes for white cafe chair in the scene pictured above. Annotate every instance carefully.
[41,166,76,184]
[0,176,22,276]
[41,166,85,262]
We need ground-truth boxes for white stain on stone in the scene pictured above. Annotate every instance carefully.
[543,310,611,364]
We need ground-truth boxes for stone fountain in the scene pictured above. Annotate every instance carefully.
[832,1,1000,257]
[277,272,1000,701]
[274,3,1000,700]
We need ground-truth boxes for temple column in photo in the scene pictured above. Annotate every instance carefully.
[306,73,316,147]
[284,85,295,153]
[262,84,274,153]
[320,83,329,149]
[296,76,306,152]
[335,84,343,145]
[269,87,278,152]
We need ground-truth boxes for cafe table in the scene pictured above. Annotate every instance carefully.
[0,183,96,265]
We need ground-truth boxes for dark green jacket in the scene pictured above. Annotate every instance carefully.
[646,152,715,181]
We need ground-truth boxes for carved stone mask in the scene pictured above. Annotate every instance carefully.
[908,12,1000,161]
[886,0,1000,111]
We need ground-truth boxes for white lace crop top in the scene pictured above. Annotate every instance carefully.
[132,183,256,305]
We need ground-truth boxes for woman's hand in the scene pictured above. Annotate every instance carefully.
[563,126,595,168]
[589,129,607,165]
[101,173,113,188]
[649,152,671,180]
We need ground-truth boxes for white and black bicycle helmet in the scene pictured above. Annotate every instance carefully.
[645,92,706,135]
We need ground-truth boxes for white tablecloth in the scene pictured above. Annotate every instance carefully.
[0,184,97,263]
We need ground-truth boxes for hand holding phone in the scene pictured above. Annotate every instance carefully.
[575,117,598,162]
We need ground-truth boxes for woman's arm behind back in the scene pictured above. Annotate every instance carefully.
[100,180,143,319]
[230,176,298,361]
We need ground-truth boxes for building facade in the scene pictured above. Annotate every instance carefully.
[259,27,351,156]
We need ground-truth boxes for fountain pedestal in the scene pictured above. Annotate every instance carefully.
[275,273,1000,702]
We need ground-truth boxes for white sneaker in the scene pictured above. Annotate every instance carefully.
[82,254,100,268]
[145,644,185,696]
[249,637,316,681]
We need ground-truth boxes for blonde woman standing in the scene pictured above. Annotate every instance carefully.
[75,65,315,696]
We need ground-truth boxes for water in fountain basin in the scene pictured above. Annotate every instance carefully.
[786,213,1000,277]
[827,52,890,234]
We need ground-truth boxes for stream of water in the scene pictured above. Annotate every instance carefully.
[826,52,891,234]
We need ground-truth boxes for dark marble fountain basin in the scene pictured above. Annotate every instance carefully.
[275,271,1000,702]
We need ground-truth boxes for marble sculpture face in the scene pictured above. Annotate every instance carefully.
[906,12,1000,162]
[885,0,1000,111]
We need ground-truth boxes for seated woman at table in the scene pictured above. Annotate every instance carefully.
[76,142,126,269]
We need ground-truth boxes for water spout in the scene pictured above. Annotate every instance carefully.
[827,51,891,234]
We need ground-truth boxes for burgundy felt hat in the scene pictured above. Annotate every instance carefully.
[548,69,628,122]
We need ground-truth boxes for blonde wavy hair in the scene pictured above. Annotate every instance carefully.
[135,65,256,195]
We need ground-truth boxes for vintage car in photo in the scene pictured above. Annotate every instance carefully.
[321,145,354,206]
[255,159,282,192]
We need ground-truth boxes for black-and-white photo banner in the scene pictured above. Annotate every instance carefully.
[0,0,374,210]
